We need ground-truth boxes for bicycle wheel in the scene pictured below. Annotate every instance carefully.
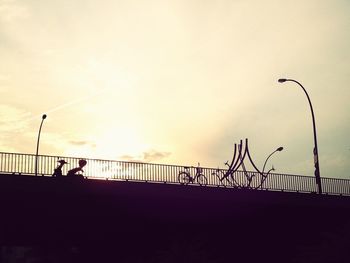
[196,174,208,186]
[213,170,230,187]
[212,171,222,186]
[178,172,190,185]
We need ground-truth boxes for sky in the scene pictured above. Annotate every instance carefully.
[0,0,349,179]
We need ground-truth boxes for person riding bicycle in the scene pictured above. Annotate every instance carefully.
[52,159,68,177]
[67,159,87,178]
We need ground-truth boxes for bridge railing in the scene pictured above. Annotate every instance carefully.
[0,152,349,196]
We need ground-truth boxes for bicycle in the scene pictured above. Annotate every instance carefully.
[178,163,208,186]
[211,168,236,187]
[211,161,236,187]
[212,162,276,189]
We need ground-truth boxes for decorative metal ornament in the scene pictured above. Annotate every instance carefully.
[216,138,275,189]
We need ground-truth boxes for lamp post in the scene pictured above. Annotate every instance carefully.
[35,114,47,176]
[262,147,283,174]
[278,78,322,194]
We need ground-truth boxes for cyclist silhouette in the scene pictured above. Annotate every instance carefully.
[52,160,68,177]
[67,159,87,178]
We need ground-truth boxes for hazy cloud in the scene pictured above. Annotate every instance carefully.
[69,140,96,148]
[143,150,171,163]
[0,105,34,153]
[0,0,29,23]
[119,154,143,163]
[0,74,11,81]
[0,105,32,132]
[119,150,171,163]
[0,86,9,92]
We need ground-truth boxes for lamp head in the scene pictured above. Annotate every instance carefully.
[276,147,284,152]
[278,78,287,83]
[42,114,47,120]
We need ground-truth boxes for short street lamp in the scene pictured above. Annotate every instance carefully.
[278,78,322,194]
[262,147,284,174]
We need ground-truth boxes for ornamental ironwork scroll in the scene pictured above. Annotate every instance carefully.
[215,138,275,189]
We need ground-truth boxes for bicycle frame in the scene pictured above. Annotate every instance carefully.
[183,167,202,182]
[178,165,207,186]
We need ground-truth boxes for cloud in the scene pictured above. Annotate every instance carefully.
[119,154,143,163]
[143,150,171,163]
[0,86,9,93]
[0,104,32,132]
[0,104,34,152]
[0,0,29,23]
[119,150,171,163]
[0,74,10,81]
[69,140,96,148]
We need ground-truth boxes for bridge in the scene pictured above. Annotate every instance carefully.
[1,151,349,195]
[1,151,350,262]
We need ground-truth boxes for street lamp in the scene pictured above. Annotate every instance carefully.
[278,78,322,194]
[35,114,47,176]
[262,146,284,174]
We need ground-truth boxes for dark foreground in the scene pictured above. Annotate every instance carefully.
[1,174,350,262]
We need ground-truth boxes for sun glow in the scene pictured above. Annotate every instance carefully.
[75,158,156,180]
[64,126,149,162]
[95,128,149,159]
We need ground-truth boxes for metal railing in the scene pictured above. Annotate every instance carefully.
[0,151,349,196]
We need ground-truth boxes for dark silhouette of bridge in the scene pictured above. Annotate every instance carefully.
[1,152,350,262]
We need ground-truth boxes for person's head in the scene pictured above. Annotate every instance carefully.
[58,160,68,165]
[78,159,87,168]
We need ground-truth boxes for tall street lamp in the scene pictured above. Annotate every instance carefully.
[262,146,284,174]
[278,78,322,194]
[35,114,47,176]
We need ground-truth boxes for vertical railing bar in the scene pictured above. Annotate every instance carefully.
[4,153,7,172]
[8,153,11,173]
[43,155,46,175]
[156,164,159,182]
[11,155,17,172]
[4,153,6,172]
[155,164,157,182]
[163,164,166,182]
[10,153,13,173]
[153,165,159,184]
[164,164,166,182]
[152,164,154,182]
[40,155,43,175]
[4,153,6,173]
[141,163,143,181]
[154,164,157,182]
[45,155,48,175]
[165,165,168,182]
[146,163,149,181]
[18,154,21,174]
[42,155,45,176]
[37,155,41,175]
[0,153,2,172]
[13,153,17,174]
[19,154,25,173]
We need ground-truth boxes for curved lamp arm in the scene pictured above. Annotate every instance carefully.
[262,147,283,174]
[35,114,47,176]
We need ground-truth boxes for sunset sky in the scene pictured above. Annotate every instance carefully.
[0,0,349,179]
